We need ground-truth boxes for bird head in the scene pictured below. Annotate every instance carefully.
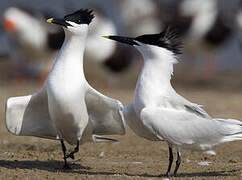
[46,9,94,35]
[103,27,182,56]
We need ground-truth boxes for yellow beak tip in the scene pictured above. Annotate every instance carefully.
[102,35,110,39]
[46,18,54,23]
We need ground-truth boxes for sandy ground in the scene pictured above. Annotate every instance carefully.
[0,78,241,180]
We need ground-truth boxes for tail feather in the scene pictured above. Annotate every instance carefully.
[215,118,242,142]
[221,134,242,143]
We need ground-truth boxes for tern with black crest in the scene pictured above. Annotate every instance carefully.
[5,9,126,168]
[104,28,242,176]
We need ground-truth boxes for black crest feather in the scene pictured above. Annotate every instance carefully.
[135,27,183,55]
[64,9,94,25]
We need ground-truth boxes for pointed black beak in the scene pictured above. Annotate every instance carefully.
[103,35,139,46]
[46,18,72,27]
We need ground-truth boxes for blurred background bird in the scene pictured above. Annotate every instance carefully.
[159,0,242,81]
[3,6,64,83]
[0,0,241,87]
[0,0,135,86]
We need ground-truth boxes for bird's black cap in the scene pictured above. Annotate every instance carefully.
[47,9,94,27]
[104,27,183,55]
[136,27,182,55]
[64,9,94,25]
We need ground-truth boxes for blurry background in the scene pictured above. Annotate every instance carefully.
[0,0,241,89]
[0,1,242,179]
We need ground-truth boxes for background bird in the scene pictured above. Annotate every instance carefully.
[1,2,136,85]
[3,6,64,82]
[159,0,242,79]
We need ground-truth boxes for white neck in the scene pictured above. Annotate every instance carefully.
[50,28,88,78]
[134,44,178,112]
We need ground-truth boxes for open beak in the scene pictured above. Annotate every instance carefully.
[46,18,72,27]
[103,35,138,46]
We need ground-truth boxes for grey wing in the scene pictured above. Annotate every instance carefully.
[141,107,242,149]
[85,87,126,135]
[5,88,57,139]
[171,91,211,119]
[184,103,211,119]
[140,107,220,147]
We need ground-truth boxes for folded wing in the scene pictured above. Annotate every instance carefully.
[140,107,231,149]
[5,88,57,139]
[171,91,211,119]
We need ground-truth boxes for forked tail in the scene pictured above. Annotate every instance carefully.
[215,118,242,143]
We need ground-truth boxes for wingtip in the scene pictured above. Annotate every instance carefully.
[5,97,23,135]
[93,135,120,143]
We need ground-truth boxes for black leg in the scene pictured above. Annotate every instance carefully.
[165,146,173,177]
[174,149,181,176]
[60,140,70,169]
[65,140,80,160]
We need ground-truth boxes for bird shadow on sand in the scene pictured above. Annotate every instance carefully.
[123,169,240,178]
[0,159,240,178]
[0,159,120,176]
[0,159,91,172]
[167,169,239,178]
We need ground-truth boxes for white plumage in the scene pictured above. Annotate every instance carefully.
[104,29,242,176]
[128,42,242,175]
[5,9,126,168]
[129,42,242,175]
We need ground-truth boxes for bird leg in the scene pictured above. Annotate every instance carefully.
[173,149,181,176]
[165,146,173,177]
[60,140,70,169]
[65,140,80,160]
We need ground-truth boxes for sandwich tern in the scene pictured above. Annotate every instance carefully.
[5,9,126,168]
[104,27,242,176]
